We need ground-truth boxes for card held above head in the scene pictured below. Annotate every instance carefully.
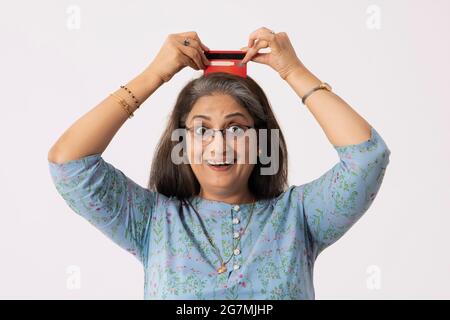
[203,50,247,78]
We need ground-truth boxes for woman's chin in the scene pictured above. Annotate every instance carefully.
[202,167,237,186]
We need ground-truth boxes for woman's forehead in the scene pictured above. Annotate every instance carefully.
[187,94,253,123]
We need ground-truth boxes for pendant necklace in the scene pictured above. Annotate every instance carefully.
[183,197,256,275]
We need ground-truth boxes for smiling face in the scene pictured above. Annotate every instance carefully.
[184,93,257,199]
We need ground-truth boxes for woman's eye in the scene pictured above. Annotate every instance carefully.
[227,125,245,135]
[194,126,207,135]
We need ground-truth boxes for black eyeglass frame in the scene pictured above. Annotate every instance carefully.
[182,124,255,140]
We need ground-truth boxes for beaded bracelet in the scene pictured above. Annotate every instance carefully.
[120,85,140,108]
[109,93,134,119]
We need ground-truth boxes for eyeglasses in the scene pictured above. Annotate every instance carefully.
[183,124,254,143]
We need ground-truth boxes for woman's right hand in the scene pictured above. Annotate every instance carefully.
[145,31,210,83]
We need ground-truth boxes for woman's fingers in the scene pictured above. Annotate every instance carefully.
[240,47,271,65]
[176,42,206,69]
[178,31,210,51]
[190,39,210,66]
[241,39,270,64]
[182,55,200,70]
[241,27,280,64]
[176,37,209,69]
[177,32,210,63]
[247,27,276,47]
[146,31,211,83]
[177,43,203,70]
[192,34,211,52]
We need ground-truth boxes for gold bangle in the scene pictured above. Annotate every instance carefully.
[110,93,134,119]
[301,82,332,104]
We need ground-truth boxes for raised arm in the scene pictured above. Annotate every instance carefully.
[47,31,210,163]
[239,28,391,258]
[47,67,163,262]
[47,32,210,262]
[240,28,373,146]
[47,68,163,163]
[284,59,390,258]
[296,126,390,258]
[284,66,373,147]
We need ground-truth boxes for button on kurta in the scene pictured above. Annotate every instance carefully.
[233,205,240,211]
[233,248,241,255]
[233,231,240,239]
[232,217,240,224]
[233,264,240,270]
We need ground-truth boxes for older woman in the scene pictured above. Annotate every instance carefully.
[48,28,391,299]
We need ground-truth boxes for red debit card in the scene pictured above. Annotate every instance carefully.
[203,50,247,78]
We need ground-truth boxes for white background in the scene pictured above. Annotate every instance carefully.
[1,0,449,299]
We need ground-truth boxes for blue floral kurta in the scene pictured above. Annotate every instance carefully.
[48,126,390,299]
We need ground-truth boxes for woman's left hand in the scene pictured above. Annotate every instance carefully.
[240,27,306,80]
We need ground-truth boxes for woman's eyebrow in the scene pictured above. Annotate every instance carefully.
[224,112,248,120]
[190,112,248,122]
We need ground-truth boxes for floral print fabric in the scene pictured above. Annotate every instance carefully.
[48,126,390,299]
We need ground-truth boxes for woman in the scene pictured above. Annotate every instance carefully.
[48,28,391,299]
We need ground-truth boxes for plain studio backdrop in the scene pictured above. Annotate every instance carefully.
[1,0,448,299]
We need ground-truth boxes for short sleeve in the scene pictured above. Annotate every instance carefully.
[297,126,391,258]
[48,153,157,263]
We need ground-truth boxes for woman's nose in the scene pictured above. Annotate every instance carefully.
[208,130,224,147]
[206,130,231,157]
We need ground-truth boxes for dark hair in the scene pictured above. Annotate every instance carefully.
[148,72,288,201]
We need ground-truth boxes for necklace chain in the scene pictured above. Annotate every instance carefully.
[184,197,256,275]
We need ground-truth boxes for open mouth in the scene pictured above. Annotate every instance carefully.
[205,159,235,171]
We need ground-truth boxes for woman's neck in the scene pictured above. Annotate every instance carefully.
[198,188,255,205]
